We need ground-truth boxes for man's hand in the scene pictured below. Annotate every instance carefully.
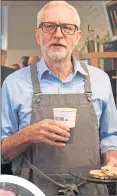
[28,119,70,147]
[2,119,70,161]
[103,150,117,167]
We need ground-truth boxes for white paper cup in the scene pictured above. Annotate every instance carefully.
[53,108,77,128]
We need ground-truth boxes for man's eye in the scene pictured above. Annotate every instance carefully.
[63,26,72,30]
[65,26,70,29]
[45,24,54,28]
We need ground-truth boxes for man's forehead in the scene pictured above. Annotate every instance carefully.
[42,5,76,23]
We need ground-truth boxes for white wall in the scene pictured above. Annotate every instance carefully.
[2,1,109,66]
[7,4,43,66]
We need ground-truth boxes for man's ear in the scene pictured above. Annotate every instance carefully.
[35,29,41,44]
[75,30,82,46]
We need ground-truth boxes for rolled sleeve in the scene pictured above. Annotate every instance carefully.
[100,87,117,154]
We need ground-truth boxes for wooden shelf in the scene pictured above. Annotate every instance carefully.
[79,52,117,68]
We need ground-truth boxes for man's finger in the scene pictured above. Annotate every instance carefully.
[44,119,70,131]
[40,129,69,142]
[41,124,70,138]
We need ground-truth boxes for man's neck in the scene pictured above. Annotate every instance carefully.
[44,56,74,81]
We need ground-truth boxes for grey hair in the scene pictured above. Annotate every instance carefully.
[0,182,19,196]
[37,1,81,28]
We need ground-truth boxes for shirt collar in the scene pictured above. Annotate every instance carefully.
[37,56,88,80]
[72,56,88,76]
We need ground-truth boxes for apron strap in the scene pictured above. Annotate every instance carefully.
[22,153,68,188]
[30,63,42,103]
[80,63,92,101]
[30,63,41,94]
[22,153,86,195]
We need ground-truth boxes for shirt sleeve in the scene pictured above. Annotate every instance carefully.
[100,80,117,154]
[2,80,19,140]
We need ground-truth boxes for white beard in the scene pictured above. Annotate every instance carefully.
[42,45,69,61]
[48,50,69,61]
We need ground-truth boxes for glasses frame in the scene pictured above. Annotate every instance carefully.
[38,22,78,35]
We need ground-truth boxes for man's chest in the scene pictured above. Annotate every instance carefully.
[14,78,106,129]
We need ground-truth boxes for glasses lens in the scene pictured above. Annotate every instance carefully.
[42,23,56,33]
[62,24,75,34]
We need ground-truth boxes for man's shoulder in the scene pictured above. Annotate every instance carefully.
[86,64,109,81]
[1,66,15,86]
[76,59,109,81]
[4,66,31,86]
[83,64,112,92]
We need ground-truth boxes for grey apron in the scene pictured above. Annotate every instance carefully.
[13,63,108,195]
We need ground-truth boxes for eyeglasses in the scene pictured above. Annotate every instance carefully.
[38,22,78,35]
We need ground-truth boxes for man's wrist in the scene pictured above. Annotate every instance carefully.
[104,149,117,157]
[103,150,117,166]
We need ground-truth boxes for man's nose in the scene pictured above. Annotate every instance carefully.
[53,27,64,38]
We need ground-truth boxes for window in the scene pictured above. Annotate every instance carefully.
[1,5,8,50]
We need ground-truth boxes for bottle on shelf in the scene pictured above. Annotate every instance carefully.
[87,25,96,53]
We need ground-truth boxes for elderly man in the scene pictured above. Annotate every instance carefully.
[2,1,117,195]
[0,183,19,196]
[28,56,40,65]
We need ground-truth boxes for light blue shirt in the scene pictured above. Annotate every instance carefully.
[2,57,117,154]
